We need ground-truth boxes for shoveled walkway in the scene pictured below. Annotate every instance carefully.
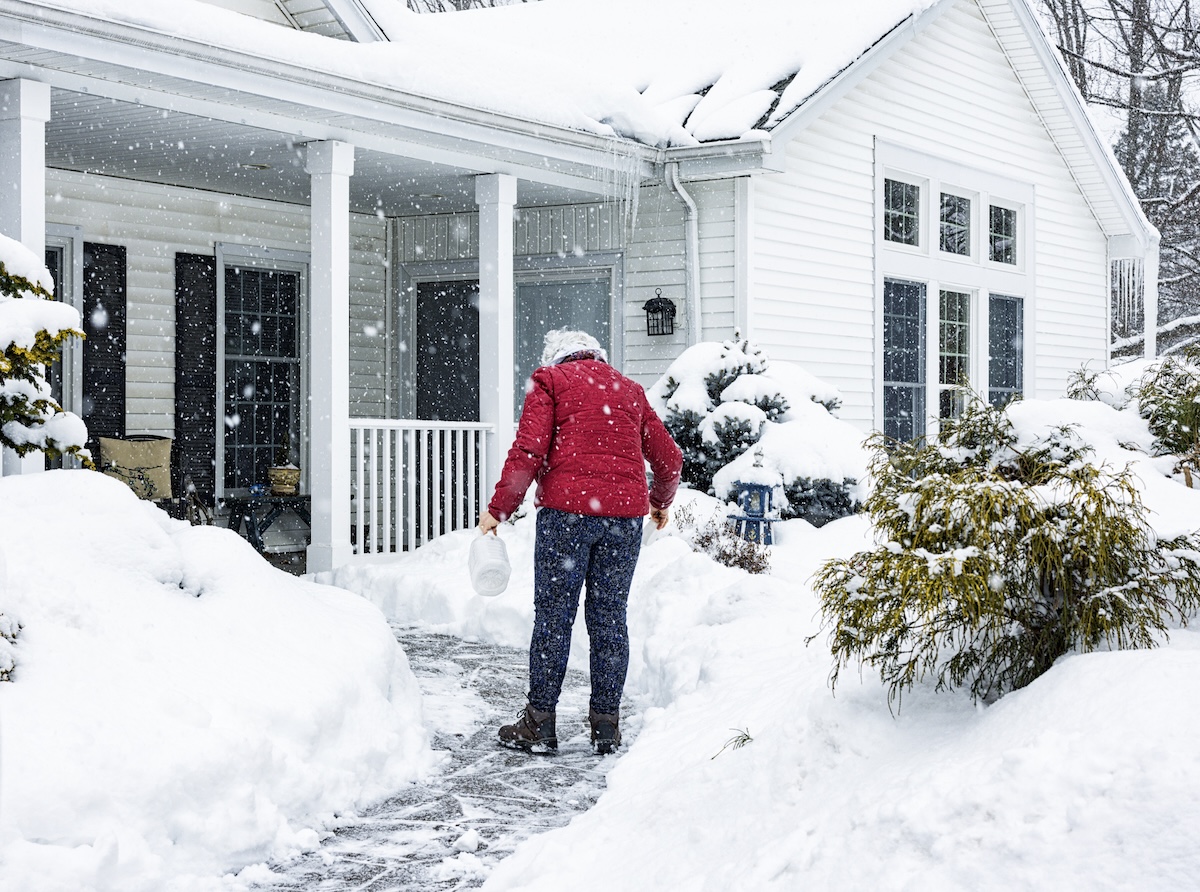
[252,625,627,891]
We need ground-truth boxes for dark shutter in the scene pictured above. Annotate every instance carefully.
[174,253,217,506]
[82,242,127,455]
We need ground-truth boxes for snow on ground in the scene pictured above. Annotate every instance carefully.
[324,397,1200,891]
[0,471,436,892]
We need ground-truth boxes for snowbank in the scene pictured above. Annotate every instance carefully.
[0,471,435,891]
[325,397,1200,891]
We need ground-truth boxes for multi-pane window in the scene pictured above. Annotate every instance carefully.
[939,290,971,420]
[883,278,927,442]
[989,205,1017,264]
[939,193,971,256]
[880,156,1028,440]
[989,294,1024,406]
[884,179,920,246]
[223,267,300,490]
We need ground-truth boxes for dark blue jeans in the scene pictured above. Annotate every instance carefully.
[528,508,643,715]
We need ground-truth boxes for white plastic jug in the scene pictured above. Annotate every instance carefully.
[469,533,511,597]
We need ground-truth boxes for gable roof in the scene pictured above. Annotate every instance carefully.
[54,0,935,148]
[1,0,1153,245]
[200,0,384,41]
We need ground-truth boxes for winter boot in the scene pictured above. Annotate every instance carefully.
[499,703,557,754]
[589,707,621,755]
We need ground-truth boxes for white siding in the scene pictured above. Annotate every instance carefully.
[393,204,624,265]
[623,179,738,385]
[751,0,1109,431]
[45,169,388,433]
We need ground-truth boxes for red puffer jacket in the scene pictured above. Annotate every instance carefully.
[488,358,682,521]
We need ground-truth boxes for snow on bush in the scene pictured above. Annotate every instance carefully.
[0,471,435,891]
[648,337,866,526]
[813,395,1200,705]
[1070,352,1200,485]
[323,403,1200,892]
[0,233,90,464]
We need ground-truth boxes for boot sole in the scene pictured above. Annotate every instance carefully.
[499,738,558,755]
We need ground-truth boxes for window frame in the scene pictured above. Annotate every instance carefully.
[875,141,1034,440]
[395,251,624,420]
[214,243,310,500]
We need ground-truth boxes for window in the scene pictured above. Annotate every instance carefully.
[989,205,1017,265]
[877,146,1030,440]
[989,294,1024,406]
[884,179,920,246]
[883,279,927,442]
[222,266,301,491]
[938,289,971,419]
[939,193,971,256]
[515,276,611,397]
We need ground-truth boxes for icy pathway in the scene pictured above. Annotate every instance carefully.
[253,624,626,891]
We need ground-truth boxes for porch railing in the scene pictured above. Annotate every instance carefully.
[350,419,493,555]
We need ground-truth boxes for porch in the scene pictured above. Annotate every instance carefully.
[0,2,667,571]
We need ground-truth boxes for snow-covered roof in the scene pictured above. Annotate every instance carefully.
[71,0,938,148]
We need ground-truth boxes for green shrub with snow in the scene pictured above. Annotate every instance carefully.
[0,233,91,466]
[812,396,1200,706]
[0,611,19,682]
[648,337,865,527]
[1130,350,1200,458]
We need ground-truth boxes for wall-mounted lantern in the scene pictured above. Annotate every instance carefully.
[642,289,677,336]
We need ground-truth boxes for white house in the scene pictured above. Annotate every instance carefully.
[0,0,1155,571]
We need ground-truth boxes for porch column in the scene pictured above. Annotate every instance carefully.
[476,174,516,490]
[0,79,51,477]
[305,140,355,573]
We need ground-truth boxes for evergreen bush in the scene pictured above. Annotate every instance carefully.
[1132,350,1200,457]
[0,235,91,466]
[811,396,1200,706]
[649,337,864,527]
[0,612,19,682]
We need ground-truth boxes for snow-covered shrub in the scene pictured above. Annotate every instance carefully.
[649,337,865,527]
[0,612,18,682]
[0,233,90,465]
[1131,350,1200,458]
[673,501,770,574]
[812,396,1200,706]
[1066,360,1149,409]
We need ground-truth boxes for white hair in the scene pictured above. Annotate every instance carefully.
[540,329,607,366]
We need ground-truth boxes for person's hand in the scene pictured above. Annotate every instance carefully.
[478,510,500,535]
[650,506,670,530]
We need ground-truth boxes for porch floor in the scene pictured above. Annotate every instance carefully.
[250,627,631,890]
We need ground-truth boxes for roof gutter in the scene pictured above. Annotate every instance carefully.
[665,161,702,346]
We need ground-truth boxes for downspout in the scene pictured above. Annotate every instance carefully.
[665,161,702,345]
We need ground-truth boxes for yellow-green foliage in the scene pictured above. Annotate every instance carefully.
[812,398,1200,706]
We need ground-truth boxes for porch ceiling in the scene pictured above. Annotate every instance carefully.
[45,89,599,217]
[0,0,659,215]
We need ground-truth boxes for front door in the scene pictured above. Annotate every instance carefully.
[415,279,480,422]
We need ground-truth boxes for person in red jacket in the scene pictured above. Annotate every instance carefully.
[478,329,682,755]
